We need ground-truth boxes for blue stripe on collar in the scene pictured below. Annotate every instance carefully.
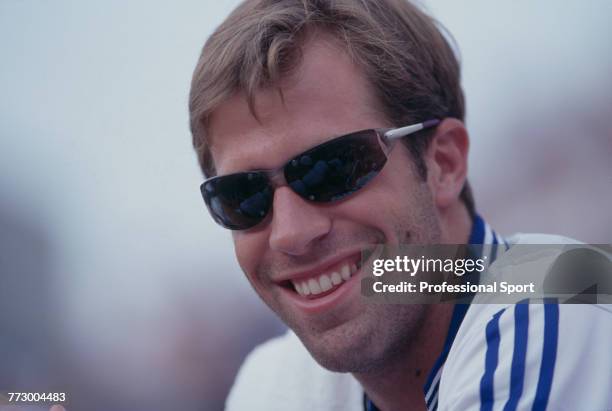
[366,215,501,411]
[423,302,470,402]
[469,214,486,245]
[423,214,501,409]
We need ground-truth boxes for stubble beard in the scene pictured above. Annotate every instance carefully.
[292,186,443,373]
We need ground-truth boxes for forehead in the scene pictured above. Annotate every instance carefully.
[208,34,388,175]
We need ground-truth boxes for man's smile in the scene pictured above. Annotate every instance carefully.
[277,252,361,296]
[271,250,366,313]
[292,260,358,298]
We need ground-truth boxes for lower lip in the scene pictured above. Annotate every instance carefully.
[279,266,363,314]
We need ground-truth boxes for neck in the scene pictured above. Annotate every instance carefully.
[441,201,473,244]
[354,203,473,411]
[353,304,454,411]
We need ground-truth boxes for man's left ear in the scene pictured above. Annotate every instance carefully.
[426,118,469,210]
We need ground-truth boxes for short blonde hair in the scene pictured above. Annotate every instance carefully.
[189,0,474,214]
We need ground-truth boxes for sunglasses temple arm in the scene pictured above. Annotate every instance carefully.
[384,119,440,141]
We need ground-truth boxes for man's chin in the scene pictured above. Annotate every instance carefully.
[290,303,429,373]
[305,342,389,374]
[294,322,385,373]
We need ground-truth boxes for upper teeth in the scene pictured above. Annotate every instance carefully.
[292,262,358,297]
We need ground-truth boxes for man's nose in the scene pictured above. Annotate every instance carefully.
[268,186,332,255]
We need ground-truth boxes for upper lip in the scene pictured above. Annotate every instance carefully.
[272,248,365,284]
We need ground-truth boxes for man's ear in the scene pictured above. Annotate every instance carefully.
[425,118,469,210]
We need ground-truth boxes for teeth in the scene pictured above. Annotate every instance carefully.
[341,264,351,280]
[319,274,332,292]
[308,278,321,295]
[290,262,360,297]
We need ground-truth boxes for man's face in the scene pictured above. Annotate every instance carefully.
[208,35,442,372]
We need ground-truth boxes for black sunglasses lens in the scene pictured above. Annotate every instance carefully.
[201,172,272,230]
[284,130,387,202]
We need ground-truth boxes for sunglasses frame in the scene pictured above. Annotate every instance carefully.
[201,119,440,230]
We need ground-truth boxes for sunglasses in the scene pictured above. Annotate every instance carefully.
[200,119,440,230]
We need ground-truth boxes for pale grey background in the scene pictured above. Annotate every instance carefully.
[0,1,610,410]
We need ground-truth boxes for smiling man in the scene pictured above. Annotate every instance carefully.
[188,1,611,410]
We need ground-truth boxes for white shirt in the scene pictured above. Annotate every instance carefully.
[226,232,612,411]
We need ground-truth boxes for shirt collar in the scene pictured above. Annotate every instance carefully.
[366,214,503,411]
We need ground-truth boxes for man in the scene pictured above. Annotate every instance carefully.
[189,1,611,410]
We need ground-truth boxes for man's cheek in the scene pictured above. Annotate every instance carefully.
[232,235,277,300]
[232,232,265,276]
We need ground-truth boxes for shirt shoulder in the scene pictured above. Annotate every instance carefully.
[440,302,612,410]
[438,227,612,411]
[226,330,364,411]
[505,231,583,245]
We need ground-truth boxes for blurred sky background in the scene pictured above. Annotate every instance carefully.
[0,0,610,410]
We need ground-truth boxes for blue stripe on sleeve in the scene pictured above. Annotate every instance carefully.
[503,302,530,411]
[532,300,559,411]
[480,309,505,411]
